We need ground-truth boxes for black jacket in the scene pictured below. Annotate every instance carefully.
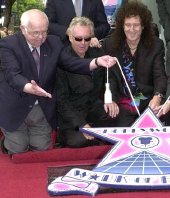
[0,33,91,131]
[45,0,110,41]
[56,45,105,130]
[103,36,167,105]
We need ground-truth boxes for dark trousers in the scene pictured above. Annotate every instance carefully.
[60,114,115,148]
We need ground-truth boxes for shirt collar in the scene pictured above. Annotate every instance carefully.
[27,42,40,55]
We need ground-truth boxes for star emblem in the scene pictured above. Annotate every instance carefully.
[80,107,170,188]
[48,108,170,196]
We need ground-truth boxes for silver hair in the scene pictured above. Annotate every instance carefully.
[20,9,49,27]
[66,16,94,37]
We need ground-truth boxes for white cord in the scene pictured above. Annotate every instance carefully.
[115,57,141,116]
[157,95,170,117]
[104,66,112,103]
[106,64,109,83]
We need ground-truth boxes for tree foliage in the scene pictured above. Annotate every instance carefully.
[12,0,45,26]
[3,0,45,28]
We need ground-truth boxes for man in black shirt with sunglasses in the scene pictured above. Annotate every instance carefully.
[56,17,115,148]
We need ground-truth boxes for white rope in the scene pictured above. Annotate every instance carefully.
[106,65,109,83]
[157,95,170,117]
[104,65,112,103]
[115,57,141,116]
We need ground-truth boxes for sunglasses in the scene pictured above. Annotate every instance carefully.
[73,36,92,42]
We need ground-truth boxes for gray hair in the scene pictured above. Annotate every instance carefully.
[66,16,94,37]
[20,9,49,27]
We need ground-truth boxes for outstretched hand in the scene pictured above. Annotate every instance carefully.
[97,55,117,68]
[23,80,52,98]
[90,55,117,70]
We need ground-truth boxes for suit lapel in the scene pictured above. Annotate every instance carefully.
[82,0,91,16]
[62,0,76,17]
[18,33,39,80]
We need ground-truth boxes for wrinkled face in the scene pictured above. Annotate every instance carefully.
[124,16,143,42]
[21,17,48,48]
[69,25,92,57]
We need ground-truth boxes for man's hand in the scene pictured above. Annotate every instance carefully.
[148,95,161,114]
[89,55,117,70]
[82,123,94,140]
[104,102,119,118]
[156,101,170,117]
[23,80,52,98]
[90,37,102,48]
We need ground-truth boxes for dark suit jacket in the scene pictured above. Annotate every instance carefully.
[45,0,110,41]
[0,32,91,131]
[56,45,105,130]
[103,36,167,109]
[156,0,170,42]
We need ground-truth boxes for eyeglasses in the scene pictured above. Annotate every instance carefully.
[73,36,92,42]
[24,27,48,38]
[124,23,141,30]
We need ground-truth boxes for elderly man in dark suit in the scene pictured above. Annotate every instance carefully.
[0,9,116,154]
[44,0,110,46]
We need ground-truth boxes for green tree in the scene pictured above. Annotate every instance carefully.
[12,0,45,27]
[2,0,45,29]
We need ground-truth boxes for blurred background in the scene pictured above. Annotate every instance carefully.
[0,0,164,40]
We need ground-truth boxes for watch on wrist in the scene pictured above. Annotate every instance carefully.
[154,92,164,98]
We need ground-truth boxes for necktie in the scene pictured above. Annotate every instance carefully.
[32,47,40,75]
[74,0,81,16]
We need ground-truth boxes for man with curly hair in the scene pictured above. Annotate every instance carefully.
[103,1,167,126]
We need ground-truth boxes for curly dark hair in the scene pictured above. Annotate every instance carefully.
[111,1,155,49]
